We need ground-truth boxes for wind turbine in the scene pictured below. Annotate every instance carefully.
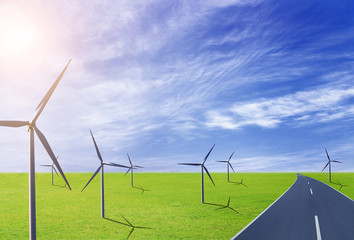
[178,144,216,203]
[0,60,72,240]
[216,151,235,182]
[124,153,143,187]
[40,156,59,185]
[81,130,129,218]
[322,148,342,182]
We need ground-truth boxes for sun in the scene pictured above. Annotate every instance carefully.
[5,25,35,52]
[0,8,38,59]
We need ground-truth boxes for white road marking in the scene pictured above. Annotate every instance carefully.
[308,182,310,185]
[310,188,313,195]
[314,215,322,240]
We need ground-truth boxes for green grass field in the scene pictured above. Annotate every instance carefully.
[0,172,352,239]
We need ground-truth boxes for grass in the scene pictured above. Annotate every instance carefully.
[0,172,352,239]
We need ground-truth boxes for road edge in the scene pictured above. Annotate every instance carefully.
[230,173,299,240]
[305,175,353,202]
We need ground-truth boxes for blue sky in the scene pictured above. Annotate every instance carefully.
[0,0,353,173]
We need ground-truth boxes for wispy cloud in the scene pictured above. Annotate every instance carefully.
[206,85,354,130]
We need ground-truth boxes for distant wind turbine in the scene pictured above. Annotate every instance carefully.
[322,148,342,182]
[40,156,59,185]
[124,153,143,187]
[81,130,129,218]
[216,151,235,182]
[0,60,72,240]
[178,144,216,203]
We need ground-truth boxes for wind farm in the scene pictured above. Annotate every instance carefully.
[1,1,354,240]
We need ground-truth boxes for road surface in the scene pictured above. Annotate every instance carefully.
[232,174,354,240]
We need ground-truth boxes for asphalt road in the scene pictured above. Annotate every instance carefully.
[232,174,354,240]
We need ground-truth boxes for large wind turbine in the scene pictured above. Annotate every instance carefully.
[81,130,129,218]
[40,156,59,185]
[124,153,143,187]
[322,148,342,182]
[216,151,235,182]
[0,60,72,240]
[178,144,216,203]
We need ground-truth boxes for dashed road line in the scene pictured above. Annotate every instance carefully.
[314,215,322,240]
[310,188,313,195]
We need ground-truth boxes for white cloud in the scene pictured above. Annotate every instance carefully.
[206,86,354,130]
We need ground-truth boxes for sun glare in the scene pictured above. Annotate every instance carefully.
[5,25,36,52]
[0,7,38,59]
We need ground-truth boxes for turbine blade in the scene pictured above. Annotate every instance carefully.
[325,148,331,161]
[32,60,71,123]
[178,163,201,166]
[203,144,215,164]
[90,130,103,163]
[332,160,342,163]
[81,165,102,192]
[127,153,133,166]
[34,126,71,190]
[321,162,329,172]
[0,120,29,127]
[203,166,215,186]
[134,165,144,168]
[124,168,132,176]
[228,151,235,161]
[216,161,228,163]
[229,163,235,173]
[106,162,130,168]
[41,164,52,167]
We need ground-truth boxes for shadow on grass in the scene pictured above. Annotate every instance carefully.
[104,216,153,239]
[204,196,240,214]
[332,180,349,190]
[229,179,248,188]
[132,185,152,195]
[53,183,70,189]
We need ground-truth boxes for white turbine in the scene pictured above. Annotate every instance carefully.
[0,60,72,240]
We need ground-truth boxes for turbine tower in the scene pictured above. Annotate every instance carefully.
[216,151,235,182]
[0,60,72,240]
[81,130,129,218]
[178,144,216,203]
[125,153,143,187]
[322,148,342,182]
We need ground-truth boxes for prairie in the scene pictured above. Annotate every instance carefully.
[0,172,352,239]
